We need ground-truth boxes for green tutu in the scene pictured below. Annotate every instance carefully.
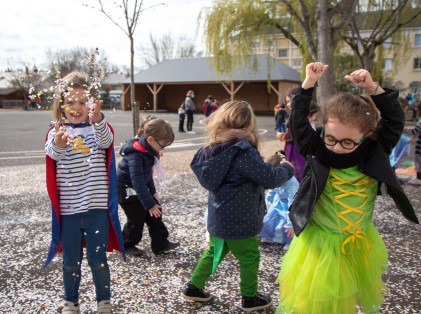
[277,167,388,314]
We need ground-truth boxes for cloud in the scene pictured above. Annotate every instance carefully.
[0,0,211,69]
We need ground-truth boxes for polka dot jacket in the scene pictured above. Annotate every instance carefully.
[191,139,294,239]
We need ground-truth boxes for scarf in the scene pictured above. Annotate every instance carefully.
[315,135,371,169]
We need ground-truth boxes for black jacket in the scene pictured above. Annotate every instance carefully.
[289,88,419,236]
[191,139,294,239]
[117,136,158,210]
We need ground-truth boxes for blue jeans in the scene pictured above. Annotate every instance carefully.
[276,123,286,133]
[61,209,110,303]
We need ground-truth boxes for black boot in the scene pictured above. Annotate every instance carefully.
[182,282,212,302]
[241,293,272,312]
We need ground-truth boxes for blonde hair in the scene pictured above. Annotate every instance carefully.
[51,71,97,122]
[137,116,175,145]
[186,90,194,97]
[321,93,379,138]
[204,100,259,147]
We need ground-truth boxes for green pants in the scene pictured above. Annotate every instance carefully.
[189,236,260,297]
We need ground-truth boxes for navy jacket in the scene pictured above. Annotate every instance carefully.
[288,88,419,236]
[117,137,158,210]
[191,139,294,239]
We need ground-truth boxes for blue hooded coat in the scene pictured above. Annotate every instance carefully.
[190,139,294,239]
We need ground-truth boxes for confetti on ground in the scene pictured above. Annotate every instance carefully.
[0,148,420,313]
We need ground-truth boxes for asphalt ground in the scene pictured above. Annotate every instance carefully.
[0,109,420,313]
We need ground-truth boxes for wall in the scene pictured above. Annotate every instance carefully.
[122,81,300,114]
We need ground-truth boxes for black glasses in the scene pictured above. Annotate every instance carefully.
[153,138,166,150]
[320,128,365,150]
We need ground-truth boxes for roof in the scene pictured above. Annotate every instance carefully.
[126,54,301,84]
[0,88,20,96]
[101,73,129,85]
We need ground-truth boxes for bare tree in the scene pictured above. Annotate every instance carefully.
[87,0,164,136]
[341,0,421,77]
[141,32,202,68]
[45,47,111,83]
[7,61,45,104]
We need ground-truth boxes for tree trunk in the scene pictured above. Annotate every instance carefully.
[363,46,376,73]
[316,0,335,104]
[130,35,139,136]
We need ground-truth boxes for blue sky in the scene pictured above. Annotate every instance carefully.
[0,0,212,70]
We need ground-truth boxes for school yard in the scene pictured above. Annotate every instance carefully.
[0,138,420,313]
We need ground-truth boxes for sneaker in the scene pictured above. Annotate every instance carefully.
[97,300,112,314]
[125,246,144,256]
[63,301,80,314]
[154,242,180,255]
[408,178,421,186]
[182,282,212,302]
[282,243,290,251]
[241,293,273,312]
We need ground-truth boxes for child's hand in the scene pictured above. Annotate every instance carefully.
[302,62,329,89]
[90,99,103,124]
[285,228,294,238]
[344,69,384,95]
[54,126,71,148]
[281,160,294,168]
[148,204,162,218]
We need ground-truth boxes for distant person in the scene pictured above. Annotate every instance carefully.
[203,95,215,118]
[273,103,281,115]
[404,101,421,185]
[117,116,180,256]
[390,98,413,170]
[44,71,124,313]
[185,90,196,134]
[213,99,220,111]
[178,102,186,132]
[281,87,306,181]
[277,62,419,314]
[182,100,294,312]
[406,91,417,121]
[281,99,318,182]
[275,103,288,134]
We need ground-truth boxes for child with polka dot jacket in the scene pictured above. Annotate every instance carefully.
[182,101,294,312]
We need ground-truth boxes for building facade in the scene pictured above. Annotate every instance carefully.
[253,27,421,94]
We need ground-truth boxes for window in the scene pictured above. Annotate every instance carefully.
[292,59,302,68]
[383,59,393,71]
[415,34,421,47]
[278,49,288,57]
[414,58,421,70]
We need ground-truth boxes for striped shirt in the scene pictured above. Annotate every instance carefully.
[45,119,112,215]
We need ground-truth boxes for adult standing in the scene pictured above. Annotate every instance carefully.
[203,95,215,118]
[185,90,196,134]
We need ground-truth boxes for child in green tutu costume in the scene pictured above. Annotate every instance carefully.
[277,62,419,314]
